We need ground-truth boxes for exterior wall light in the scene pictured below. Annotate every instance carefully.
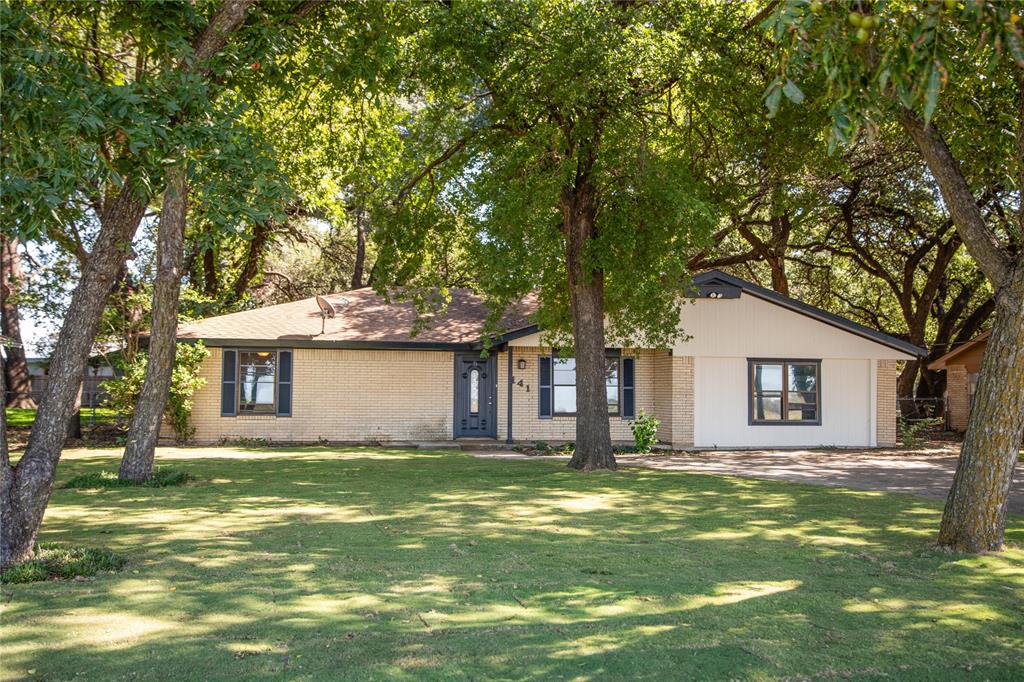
[518,359,527,370]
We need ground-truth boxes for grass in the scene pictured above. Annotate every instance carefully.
[0,545,127,584]
[5,407,120,429]
[1,446,1021,680]
[62,468,194,489]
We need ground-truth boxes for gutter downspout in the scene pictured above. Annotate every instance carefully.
[506,346,513,444]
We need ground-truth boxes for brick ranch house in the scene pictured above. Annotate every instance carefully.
[927,330,990,432]
[170,271,923,449]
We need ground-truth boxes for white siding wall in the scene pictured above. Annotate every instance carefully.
[693,357,873,448]
[681,295,903,448]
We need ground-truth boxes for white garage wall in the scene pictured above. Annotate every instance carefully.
[694,357,873,448]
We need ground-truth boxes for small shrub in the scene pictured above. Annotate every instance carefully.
[1,545,127,584]
[898,417,943,449]
[534,440,550,452]
[63,468,194,489]
[103,341,208,442]
[630,410,660,453]
[223,436,271,448]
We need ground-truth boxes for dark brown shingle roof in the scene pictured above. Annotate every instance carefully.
[177,288,538,348]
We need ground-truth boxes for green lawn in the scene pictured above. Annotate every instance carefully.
[5,407,120,429]
[2,447,1022,681]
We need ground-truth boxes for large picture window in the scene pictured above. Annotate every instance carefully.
[552,356,620,416]
[238,351,278,414]
[749,359,820,425]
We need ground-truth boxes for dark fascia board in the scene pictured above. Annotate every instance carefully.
[693,270,926,358]
[181,337,478,352]
[179,325,542,353]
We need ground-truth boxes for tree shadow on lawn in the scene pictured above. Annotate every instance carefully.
[3,447,1023,680]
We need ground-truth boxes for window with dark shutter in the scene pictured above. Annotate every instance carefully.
[221,349,237,416]
[277,350,293,417]
[622,356,635,419]
[538,355,552,419]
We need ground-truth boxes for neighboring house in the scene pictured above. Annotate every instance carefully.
[26,357,120,408]
[172,270,922,449]
[927,331,990,432]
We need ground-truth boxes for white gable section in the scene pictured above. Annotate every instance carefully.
[674,294,913,360]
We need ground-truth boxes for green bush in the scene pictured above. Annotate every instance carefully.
[898,416,943,449]
[630,410,660,453]
[102,342,208,441]
[63,468,194,489]
[1,545,127,584]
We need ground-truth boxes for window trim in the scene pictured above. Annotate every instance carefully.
[747,358,822,426]
[550,350,623,418]
[236,349,280,416]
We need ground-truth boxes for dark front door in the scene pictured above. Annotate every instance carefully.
[454,354,496,438]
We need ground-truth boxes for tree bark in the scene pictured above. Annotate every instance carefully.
[936,275,1024,551]
[119,167,189,482]
[561,179,615,472]
[1,185,147,568]
[1,237,36,408]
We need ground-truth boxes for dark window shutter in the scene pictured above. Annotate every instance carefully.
[538,355,552,419]
[221,349,237,416]
[277,349,292,417]
[622,356,635,419]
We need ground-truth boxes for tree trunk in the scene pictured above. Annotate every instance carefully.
[351,203,367,289]
[561,182,615,472]
[937,275,1024,551]
[66,381,82,440]
[229,219,271,303]
[1,186,147,569]
[1,237,36,408]
[119,167,188,482]
[0,0,261,570]
[202,246,218,297]
[899,110,1024,552]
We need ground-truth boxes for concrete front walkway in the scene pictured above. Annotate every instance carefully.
[470,444,1024,514]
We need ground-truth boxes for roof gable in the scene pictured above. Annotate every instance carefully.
[692,271,924,357]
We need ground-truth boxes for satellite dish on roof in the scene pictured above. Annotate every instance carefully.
[315,295,336,336]
[316,296,336,318]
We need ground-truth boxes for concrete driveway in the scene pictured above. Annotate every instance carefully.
[472,444,1024,514]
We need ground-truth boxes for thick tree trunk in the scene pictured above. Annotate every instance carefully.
[1,186,147,568]
[1,237,36,408]
[561,182,615,472]
[937,275,1024,551]
[120,168,188,482]
[351,204,367,289]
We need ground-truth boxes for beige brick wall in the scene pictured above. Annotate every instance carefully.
[495,347,658,444]
[653,352,675,444]
[876,359,898,447]
[674,356,695,448]
[171,347,454,444]
[945,364,970,432]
